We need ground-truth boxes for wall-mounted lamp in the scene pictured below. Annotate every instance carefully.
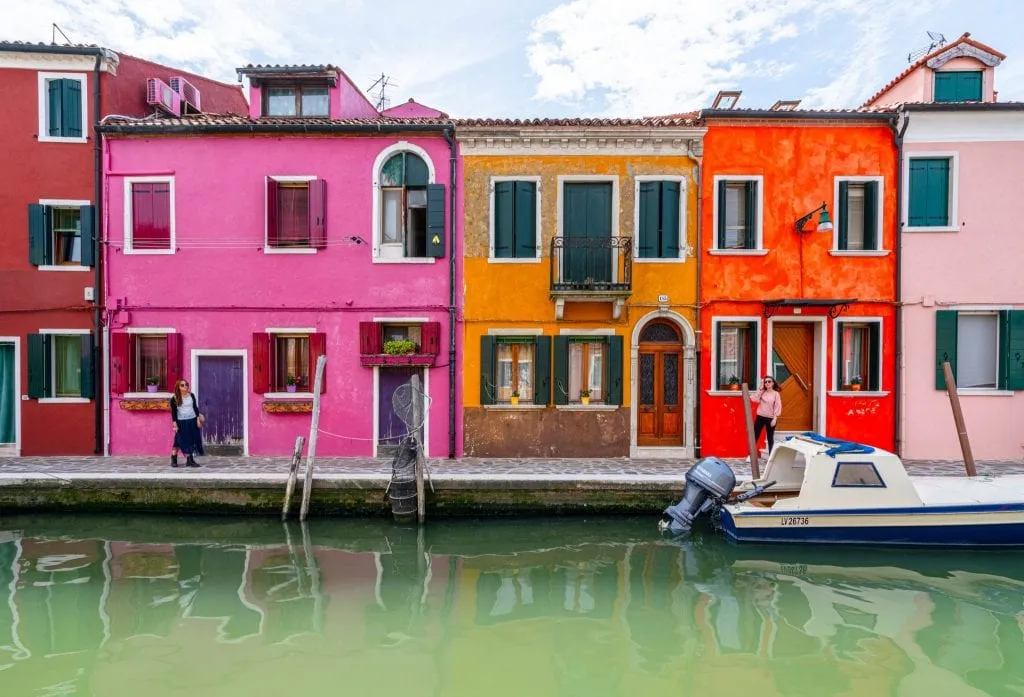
[795,201,833,234]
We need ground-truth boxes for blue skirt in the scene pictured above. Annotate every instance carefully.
[174,417,205,456]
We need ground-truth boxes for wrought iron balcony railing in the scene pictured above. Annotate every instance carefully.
[550,236,633,294]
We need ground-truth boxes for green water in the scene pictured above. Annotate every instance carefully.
[0,516,1022,697]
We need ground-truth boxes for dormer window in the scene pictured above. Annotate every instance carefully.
[264,85,329,117]
[934,71,982,102]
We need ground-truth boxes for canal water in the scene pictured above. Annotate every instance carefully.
[0,515,1022,697]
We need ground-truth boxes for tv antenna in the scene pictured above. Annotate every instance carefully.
[52,23,73,45]
[367,73,396,112]
[907,31,947,63]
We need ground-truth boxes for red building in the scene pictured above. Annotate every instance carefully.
[0,42,246,455]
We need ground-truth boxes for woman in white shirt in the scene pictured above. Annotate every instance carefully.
[170,379,205,468]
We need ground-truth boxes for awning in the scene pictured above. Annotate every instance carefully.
[762,298,856,318]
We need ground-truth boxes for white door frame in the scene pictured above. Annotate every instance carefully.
[373,366,430,458]
[0,336,22,456]
[765,316,827,436]
[629,310,696,459]
[190,349,249,456]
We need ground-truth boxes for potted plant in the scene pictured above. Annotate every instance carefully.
[510,390,520,406]
[580,389,591,406]
[849,376,862,391]
[383,339,417,356]
[145,376,160,393]
[727,375,741,391]
[286,374,298,393]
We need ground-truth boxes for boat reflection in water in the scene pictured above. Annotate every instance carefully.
[0,517,1022,696]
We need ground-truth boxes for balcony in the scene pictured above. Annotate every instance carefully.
[550,236,633,319]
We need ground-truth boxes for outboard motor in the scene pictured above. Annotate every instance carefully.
[659,457,737,535]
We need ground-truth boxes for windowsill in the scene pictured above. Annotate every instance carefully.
[634,257,689,264]
[264,247,317,255]
[124,248,175,255]
[485,404,547,411]
[828,250,891,257]
[955,389,1014,397]
[372,256,437,264]
[488,257,542,264]
[555,404,618,411]
[707,389,754,397]
[123,392,173,399]
[708,249,769,256]
[903,226,960,233]
[264,392,315,399]
[828,390,890,397]
[38,397,90,404]
[37,264,91,272]
[38,135,88,144]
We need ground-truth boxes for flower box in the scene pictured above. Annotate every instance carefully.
[360,353,437,367]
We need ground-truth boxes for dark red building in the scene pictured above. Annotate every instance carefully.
[0,42,246,455]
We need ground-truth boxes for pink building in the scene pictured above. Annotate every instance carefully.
[98,64,462,458]
[866,34,1024,460]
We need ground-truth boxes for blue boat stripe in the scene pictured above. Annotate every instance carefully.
[731,502,1024,517]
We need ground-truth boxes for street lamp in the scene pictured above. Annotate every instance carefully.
[795,201,833,234]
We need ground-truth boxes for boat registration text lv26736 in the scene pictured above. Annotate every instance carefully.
[780,516,810,526]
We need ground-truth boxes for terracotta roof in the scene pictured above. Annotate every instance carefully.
[98,113,455,132]
[236,64,339,75]
[453,114,701,128]
[700,106,895,118]
[863,32,1006,108]
[0,39,104,50]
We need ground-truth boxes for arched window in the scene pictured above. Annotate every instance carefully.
[380,152,429,257]
[640,321,681,343]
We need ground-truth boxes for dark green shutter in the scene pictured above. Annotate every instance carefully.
[79,334,95,399]
[925,160,949,227]
[425,183,446,258]
[660,181,680,258]
[934,72,957,103]
[715,322,725,387]
[606,335,623,406]
[908,160,928,226]
[61,79,83,138]
[716,180,728,248]
[999,311,1011,391]
[745,324,757,389]
[405,154,428,187]
[27,334,50,399]
[637,181,658,258]
[79,205,95,267]
[553,336,569,405]
[533,336,551,405]
[868,322,881,391]
[863,181,879,250]
[28,204,50,266]
[1005,310,1024,391]
[743,181,758,249]
[479,336,496,406]
[514,181,537,259]
[958,71,982,101]
[935,310,958,389]
[837,181,849,250]
[47,79,62,136]
[835,322,845,388]
[493,181,514,258]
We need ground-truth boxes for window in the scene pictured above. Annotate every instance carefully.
[935,310,1024,391]
[836,180,880,251]
[832,462,885,488]
[359,322,441,366]
[636,179,682,259]
[39,74,85,141]
[125,178,174,253]
[27,332,94,400]
[110,332,182,395]
[263,85,330,117]
[28,203,95,268]
[375,148,446,260]
[552,335,623,406]
[275,335,310,392]
[492,180,538,259]
[497,340,535,403]
[907,158,952,228]
[835,321,881,391]
[253,332,326,394]
[714,320,757,390]
[934,71,983,103]
[715,179,760,250]
[266,178,327,250]
[480,336,550,406]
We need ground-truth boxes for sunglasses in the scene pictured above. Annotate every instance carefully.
[178,382,189,388]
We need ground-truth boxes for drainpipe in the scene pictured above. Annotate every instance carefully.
[891,110,910,457]
[443,126,457,459]
[92,55,103,455]
[686,143,703,458]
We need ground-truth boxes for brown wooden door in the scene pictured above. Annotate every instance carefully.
[772,324,814,432]
[638,347,684,446]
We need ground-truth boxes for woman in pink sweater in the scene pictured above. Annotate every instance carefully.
[750,376,782,454]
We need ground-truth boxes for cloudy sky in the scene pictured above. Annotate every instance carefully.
[7,0,1023,117]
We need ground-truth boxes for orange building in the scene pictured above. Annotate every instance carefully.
[699,107,898,457]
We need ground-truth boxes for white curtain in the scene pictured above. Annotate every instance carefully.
[958,314,998,389]
[569,343,583,400]
[0,343,14,444]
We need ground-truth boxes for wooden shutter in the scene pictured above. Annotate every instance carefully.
[252,332,271,393]
[514,181,537,259]
[533,336,551,406]
[868,322,881,391]
[835,322,845,389]
[716,180,728,248]
[660,181,680,259]
[606,335,624,406]
[637,181,658,258]
[934,72,957,102]
[553,336,569,405]
[48,79,62,137]
[479,335,496,406]
[308,179,327,249]
[426,183,446,258]
[837,181,849,250]
[493,181,514,258]
[79,334,95,399]
[908,160,927,226]
[79,205,96,267]
[863,181,879,250]
[958,71,983,101]
[61,79,83,138]
[28,203,49,266]
[166,333,184,391]
[1005,310,1024,391]
[309,332,327,394]
[421,322,441,355]
[131,182,153,247]
[359,322,381,354]
[27,334,50,399]
[924,160,949,227]
[743,181,758,249]
[266,179,280,247]
[935,310,958,389]
[110,333,131,394]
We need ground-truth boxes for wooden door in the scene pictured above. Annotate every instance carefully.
[377,367,424,456]
[637,322,684,447]
[772,324,815,432]
[197,355,245,455]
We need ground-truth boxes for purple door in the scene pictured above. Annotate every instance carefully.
[378,367,424,456]
[197,355,244,455]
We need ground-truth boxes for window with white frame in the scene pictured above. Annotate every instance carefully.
[265,177,326,250]
[907,157,953,228]
[835,320,881,391]
[27,331,94,400]
[713,319,758,390]
[934,310,1024,392]
[38,73,86,142]
[835,179,882,251]
[714,178,761,250]
[125,178,175,253]
[253,331,326,394]
[377,150,445,260]
[28,201,95,268]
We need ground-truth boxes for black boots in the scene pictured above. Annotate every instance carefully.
[186,455,200,468]
[170,454,179,468]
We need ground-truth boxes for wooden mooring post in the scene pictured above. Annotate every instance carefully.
[300,355,327,521]
[942,360,977,477]
[281,435,305,521]
[410,373,426,525]
[740,384,761,479]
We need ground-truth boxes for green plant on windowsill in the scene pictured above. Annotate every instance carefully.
[727,375,741,391]
[146,375,160,393]
[579,389,591,405]
[510,390,520,406]
[383,339,418,355]
[849,375,862,391]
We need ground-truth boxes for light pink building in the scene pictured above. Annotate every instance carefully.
[867,34,1024,460]
[99,64,463,458]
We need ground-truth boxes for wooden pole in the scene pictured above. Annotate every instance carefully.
[942,361,977,477]
[301,521,324,633]
[281,435,305,521]
[300,355,327,522]
[410,374,426,525]
[740,384,761,479]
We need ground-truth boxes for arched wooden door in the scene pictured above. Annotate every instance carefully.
[637,321,684,446]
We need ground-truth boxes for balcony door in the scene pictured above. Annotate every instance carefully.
[637,321,684,447]
[562,182,612,286]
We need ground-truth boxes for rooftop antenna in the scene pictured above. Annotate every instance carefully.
[52,23,73,45]
[907,31,947,63]
[367,73,396,112]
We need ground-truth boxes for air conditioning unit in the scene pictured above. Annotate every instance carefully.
[146,78,181,116]
[169,76,202,114]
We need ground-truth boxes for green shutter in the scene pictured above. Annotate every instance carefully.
[744,181,758,249]
[660,181,680,259]
[61,79,83,138]
[957,71,983,101]
[479,336,496,406]
[606,335,623,406]
[935,310,958,389]
[745,324,757,390]
[514,181,537,259]
[868,322,881,391]
[553,336,569,405]
[47,79,62,136]
[1005,310,1024,391]
[863,181,879,250]
[637,181,658,258]
[716,180,728,248]
[934,72,957,103]
[79,334,95,399]
[837,181,849,250]
[27,334,50,399]
[425,183,446,258]
[404,154,428,187]
[79,205,95,267]
[908,160,928,226]
[835,322,845,388]
[28,204,50,266]
[493,181,514,258]
[925,160,949,227]
[533,336,551,405]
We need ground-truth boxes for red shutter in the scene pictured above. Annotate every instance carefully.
[253,332,270,393]
[110,333,130,393]
[422,322,441,355]
[359,322,381,355]
[131,183,154,248]
[166,333,183,390]
[309,179,327,249]
[309,332,327,394]
[266,179,280,247]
